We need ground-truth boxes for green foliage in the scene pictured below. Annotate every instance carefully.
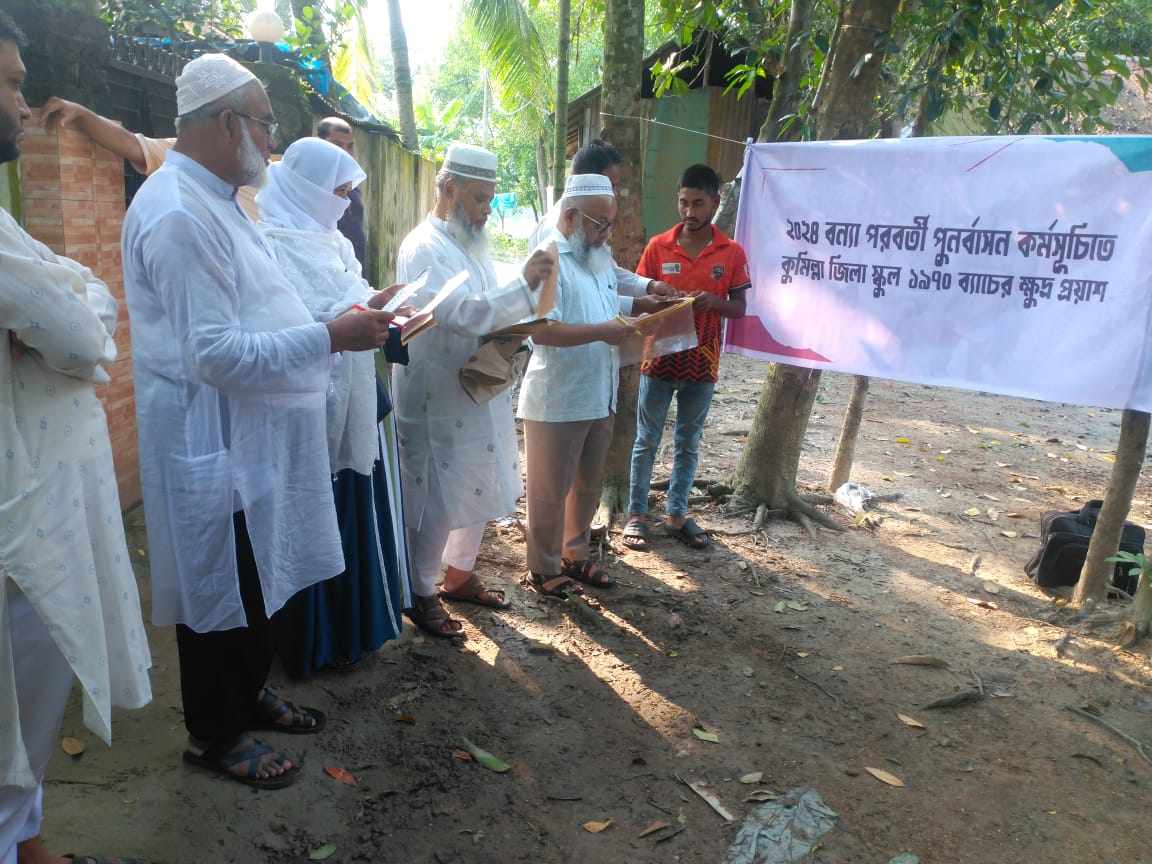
[893,0,1152,135]
[101,0,254,38]
[1107,550,1150,581]
[652,0,1152,140]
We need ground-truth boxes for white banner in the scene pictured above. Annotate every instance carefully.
[726,136,1152,410]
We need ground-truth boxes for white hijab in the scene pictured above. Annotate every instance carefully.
[257,136,367,233]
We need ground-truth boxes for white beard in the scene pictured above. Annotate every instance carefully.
[570,224,614,277]
[447,205,491,259]
[238,123,268,188]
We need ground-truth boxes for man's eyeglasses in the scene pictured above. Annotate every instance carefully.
[581,212,615,234]
[230,111,279,140]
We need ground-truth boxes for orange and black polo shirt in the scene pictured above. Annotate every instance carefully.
[636,224,751,383]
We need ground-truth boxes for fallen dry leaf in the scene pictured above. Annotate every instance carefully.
[865,766,906,787]
[692,726,720,743]
[60,737,86,757]
[324,766,357,786]
[964,507,982,517]
[451,749,474,762]
[637,820,669,838]
[897,713,926,730]
[832,665,845,671]
[583,819,614,834]
[982,582,1001,595]
[968,598,998,610]
[393,713,416,725]
[739,771,764,785]
[1001,530,1019,538]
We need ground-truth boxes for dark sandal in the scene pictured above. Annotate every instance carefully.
[182,735,300,790]
[621,518,650,550]
[440,573,511,609]
[250,688,327,735]
[405,595,465,638]
[562,558,615,588]
[528,572,584,598]
[667,517,711,549]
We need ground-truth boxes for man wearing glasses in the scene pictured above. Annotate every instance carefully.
[517,173,665,597]
[123,54,395,789]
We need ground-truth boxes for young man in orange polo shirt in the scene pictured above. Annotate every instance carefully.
[623,164,749,551]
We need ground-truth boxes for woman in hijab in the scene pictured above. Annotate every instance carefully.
[257,136,411,677]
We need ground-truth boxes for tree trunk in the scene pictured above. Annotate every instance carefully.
[1073,409,1150,607]
[595,0,647,525]
[762,0,814,142]
[714,0,812,260]
[385,0,419,151]
[535,134,549,213]
[813,0,901,140]
[828,375,869,491]
[552,0,572,203]
[732,0,901,531]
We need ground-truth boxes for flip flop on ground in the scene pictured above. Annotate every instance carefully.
[183,734,300,790]
[621,517,650,550]
[666,517,711,550]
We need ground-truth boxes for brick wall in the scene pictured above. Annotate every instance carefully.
[19,113,140,510]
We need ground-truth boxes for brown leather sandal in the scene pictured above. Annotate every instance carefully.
[562,558,615,588]
[405,595,465,638]
[440,572,511,609]
[528,572,584,598]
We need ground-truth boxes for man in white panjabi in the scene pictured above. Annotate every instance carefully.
[123,54,394,789]
[0,15,152,864]
[528,138,676,302]
[394,143,554,638]
[518,174,664,597]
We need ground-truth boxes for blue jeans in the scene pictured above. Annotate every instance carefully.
[628,375,716,518]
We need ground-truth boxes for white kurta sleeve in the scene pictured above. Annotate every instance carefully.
[0,227,115,381]
[436,272,536,336]
[615,264,650,298]
[401,244,536,336]
[145,211,332,394]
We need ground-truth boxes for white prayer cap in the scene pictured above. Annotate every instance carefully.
[176,53,260,116]
[562,173,614,200]
[442,142,498,182]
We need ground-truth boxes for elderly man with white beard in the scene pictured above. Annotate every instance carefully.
[394,143,554,638]
[123,54,395,789]
[517,173,664,597]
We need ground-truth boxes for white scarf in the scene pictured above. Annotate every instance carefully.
[256,136,366,232]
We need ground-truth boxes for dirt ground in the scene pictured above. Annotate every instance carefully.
[41,357,1152,864]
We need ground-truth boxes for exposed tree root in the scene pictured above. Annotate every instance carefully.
[727,486,844,537]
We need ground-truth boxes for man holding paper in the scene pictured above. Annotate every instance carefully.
[623,164,749,551]
[517,174,665,596]
[394,143,555,638]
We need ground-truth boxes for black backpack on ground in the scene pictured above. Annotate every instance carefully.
[1024,500,1145,595]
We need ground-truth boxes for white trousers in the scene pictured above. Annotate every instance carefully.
[408,522,485,597]
[0,586,74,864]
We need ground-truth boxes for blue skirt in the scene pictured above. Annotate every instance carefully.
[277,444,409,679]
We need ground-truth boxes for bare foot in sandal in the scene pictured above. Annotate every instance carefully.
[183,733,299,790]
[622,515,650,550]
[405,594,465,638]
[440,567,510,609]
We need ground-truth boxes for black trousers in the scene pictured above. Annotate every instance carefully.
[175,512,277,747]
